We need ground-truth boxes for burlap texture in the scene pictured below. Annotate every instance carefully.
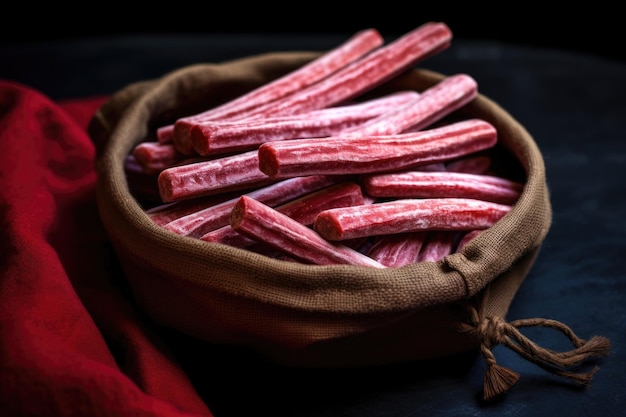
[89,51,552,367]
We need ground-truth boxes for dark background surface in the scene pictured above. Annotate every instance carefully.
[2,5,624,102]
[2,4,624,62]
[2,8,625,417]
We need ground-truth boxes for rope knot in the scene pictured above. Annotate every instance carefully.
[477,315,507,349]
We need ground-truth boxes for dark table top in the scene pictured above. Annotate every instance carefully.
[2,33,624,417]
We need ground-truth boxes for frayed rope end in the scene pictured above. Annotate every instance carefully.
[483,363,520,400]
[580,335,612,358]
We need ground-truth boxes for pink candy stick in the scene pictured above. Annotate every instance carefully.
[132,142,187,175]
[362,170,523,205]
[416,231,459,262]
[201,181,364,246]
[193,29,384,120]
[366,232,428,267]
[258,119,497,178]
[167,28,385,153]
[243,22,452,119]
[230,196,386,268]
[146,192,241,226]
[190,91,419,156]
[314,197,512,241]
[160,175,343,237]
[157,150,274,202]
[341,74,477,136]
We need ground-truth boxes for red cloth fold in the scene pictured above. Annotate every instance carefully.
[0,80,213,417]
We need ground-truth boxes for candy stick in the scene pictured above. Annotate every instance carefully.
[340,74,477,136]
[167,28,385,153]
[132,142,188,175]
[230,196,386,267]
[313,197,512,241]
[416,230,459,262]
[200,181,364,246]
[190,91,419,156]
[366,232,428,267]
[160,175,343,236]
[258,119,497,178]
[157,150,274,202]
[242,22,452,119]
[361,170,523,205]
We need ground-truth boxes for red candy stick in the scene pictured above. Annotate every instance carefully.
[314,197,512,241]
[230,196,385,267]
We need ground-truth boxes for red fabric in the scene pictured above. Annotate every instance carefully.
[0,80,213,417]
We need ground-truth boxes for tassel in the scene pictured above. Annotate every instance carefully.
[483,363,520,400]
[476,318,519,400]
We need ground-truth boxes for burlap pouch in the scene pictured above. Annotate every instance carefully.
[88,51,610,400]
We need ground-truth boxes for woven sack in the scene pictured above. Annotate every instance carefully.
[88,51,610,399]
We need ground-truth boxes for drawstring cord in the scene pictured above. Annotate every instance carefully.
[463,305,611,400]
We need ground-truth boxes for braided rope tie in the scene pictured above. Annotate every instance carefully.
[465,307,611,400]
